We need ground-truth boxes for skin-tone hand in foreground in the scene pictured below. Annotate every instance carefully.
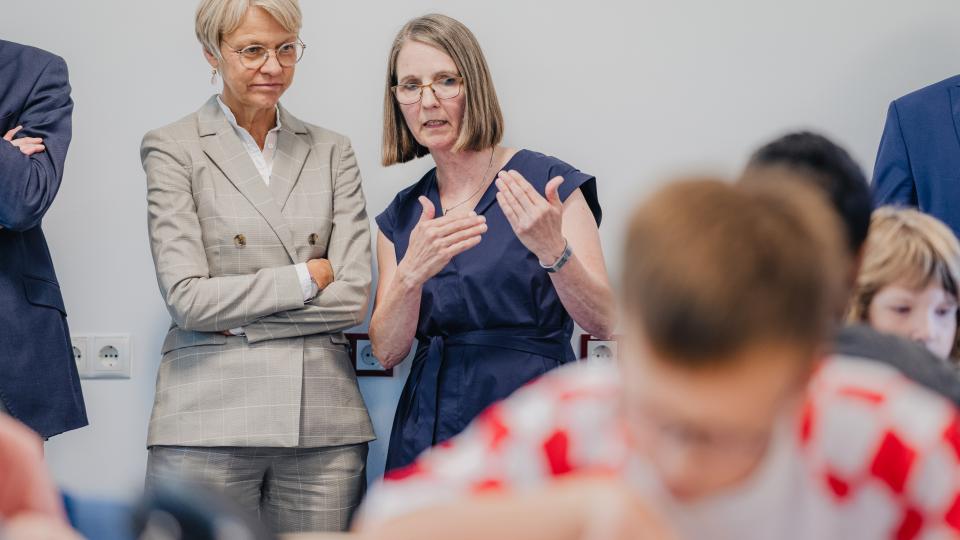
[1,514,83,540]
[354,476,676,540]
[4,126,45,156]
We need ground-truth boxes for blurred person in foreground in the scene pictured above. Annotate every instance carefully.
[355,177,960,539]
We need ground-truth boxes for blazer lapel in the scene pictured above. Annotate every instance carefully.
[269,105,311,211]
[950,85,960,149]
[197,96,298,262]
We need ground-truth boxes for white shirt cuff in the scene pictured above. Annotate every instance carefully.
[295,262,319,301]
[229,327,245,336]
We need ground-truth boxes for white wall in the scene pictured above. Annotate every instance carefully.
[2,0,959,499]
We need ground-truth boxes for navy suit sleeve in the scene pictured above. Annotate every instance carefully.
[872,100,917,208]
[0,55,73,231]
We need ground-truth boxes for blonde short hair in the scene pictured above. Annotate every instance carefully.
[195,0,302,60]
[382,14,504,166]
[848,206,960,356]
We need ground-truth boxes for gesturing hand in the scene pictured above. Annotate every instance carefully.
[398,196,487,287]
[3,125,46,156]
[495,170,567,266]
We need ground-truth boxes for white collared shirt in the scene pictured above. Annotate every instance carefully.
[216,96,281,186]
[217,96,317,336]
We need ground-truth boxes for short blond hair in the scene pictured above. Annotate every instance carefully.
[381,14,504,166]
[195,0,302,60]
[848,206,960,355]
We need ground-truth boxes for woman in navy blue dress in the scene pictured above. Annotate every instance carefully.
[370,14,616,472]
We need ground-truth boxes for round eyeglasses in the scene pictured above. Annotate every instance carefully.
[391,76,463,105]
[223,39,306,70]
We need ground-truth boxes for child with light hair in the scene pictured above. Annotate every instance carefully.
[848,206,960,362]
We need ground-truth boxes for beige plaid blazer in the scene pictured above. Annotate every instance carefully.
[142,96,374,448]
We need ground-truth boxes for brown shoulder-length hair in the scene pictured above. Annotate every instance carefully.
[381,14,504,166]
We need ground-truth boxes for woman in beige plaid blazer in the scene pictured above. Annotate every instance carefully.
[140,0,374,533]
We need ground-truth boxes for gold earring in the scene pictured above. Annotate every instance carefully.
[210,68,218,85]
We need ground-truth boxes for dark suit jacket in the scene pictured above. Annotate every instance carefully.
[872,74,960,235]
[0,39,86,437]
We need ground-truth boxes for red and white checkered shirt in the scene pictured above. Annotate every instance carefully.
[360,357,960,540]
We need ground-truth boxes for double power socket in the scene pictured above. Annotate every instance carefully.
[71,334,132,379]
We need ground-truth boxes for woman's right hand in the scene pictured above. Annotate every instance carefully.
[397,196,487,287]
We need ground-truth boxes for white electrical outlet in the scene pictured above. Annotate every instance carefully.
[70,335,90,375]
[87,334,132,379]
[585,339,618,362]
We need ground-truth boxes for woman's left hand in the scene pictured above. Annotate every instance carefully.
[495,170,567,265]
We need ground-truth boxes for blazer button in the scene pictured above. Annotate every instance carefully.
[308,233,319,246]
[234,234,246,247]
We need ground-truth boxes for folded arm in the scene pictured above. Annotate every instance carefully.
[143,129,305,333]
[242,141,372,343]
[0,56,73,231]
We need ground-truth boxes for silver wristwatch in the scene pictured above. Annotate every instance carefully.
[540,239,573,273]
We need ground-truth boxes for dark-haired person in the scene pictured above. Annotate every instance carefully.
[743,131,960,405]
[873,75,960,237]
[369,14,615,472]
[355,179,960,540]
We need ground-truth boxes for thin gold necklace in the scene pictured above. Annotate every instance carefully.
[441,148,497,216]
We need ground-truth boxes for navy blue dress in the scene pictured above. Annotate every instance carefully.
[376,149,602,472]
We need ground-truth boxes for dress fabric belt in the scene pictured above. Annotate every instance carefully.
[408,327,568,451]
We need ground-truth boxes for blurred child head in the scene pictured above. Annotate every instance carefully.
[847,207,960,361]
[619,178,848,502]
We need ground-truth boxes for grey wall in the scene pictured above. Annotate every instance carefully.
[2,0,958,498]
